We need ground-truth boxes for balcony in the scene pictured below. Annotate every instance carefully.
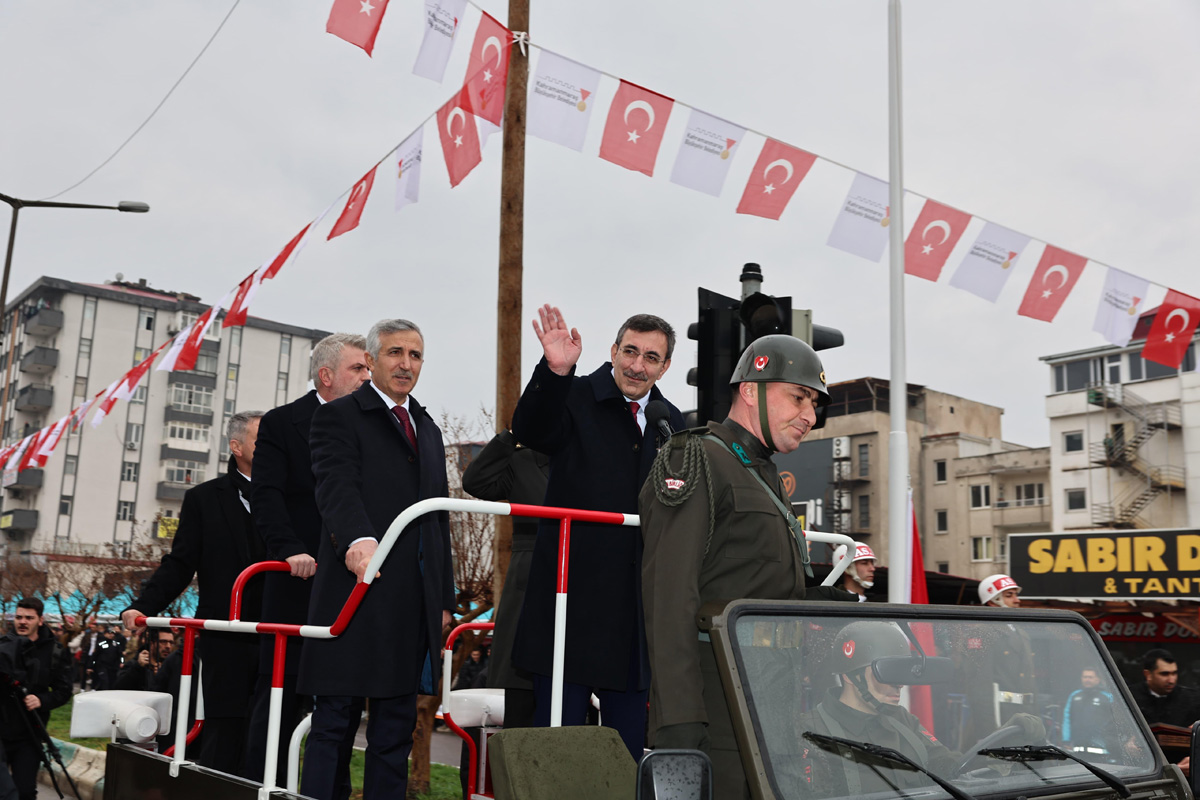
[2,469,43,491]
[23,308,63,337]
[19,346,58,375]
[156,482,190,501]
[0,509,38,533]
[15,383,53,413]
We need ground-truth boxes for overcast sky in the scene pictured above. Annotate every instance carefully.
[2,1,1198,447]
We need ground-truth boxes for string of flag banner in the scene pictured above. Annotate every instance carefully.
[5,1,1197,478]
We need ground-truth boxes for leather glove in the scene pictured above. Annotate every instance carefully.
[1005,712,1046,740]
[653,722,709,751]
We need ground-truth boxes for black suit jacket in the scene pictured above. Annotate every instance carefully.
[125,460,263,717]
[510,359,684,691]
[297,382,454,698]
[250,390,322,674]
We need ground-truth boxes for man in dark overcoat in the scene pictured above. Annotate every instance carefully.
[297,318,454,800]
[510,304,684,760]
[122,410,267,777]
[244,333,369,786]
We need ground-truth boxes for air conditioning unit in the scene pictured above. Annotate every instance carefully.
[833,461,851,481]
[832,436,850,460]
[125,442,139,451]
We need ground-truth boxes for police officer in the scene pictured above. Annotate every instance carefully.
[640,334,857,799]
[966,573,1038,743]
[832,541,876,601]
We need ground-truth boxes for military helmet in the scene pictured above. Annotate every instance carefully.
[833,621,909,676]
[978,573,1020,606]
[729,335,830,406]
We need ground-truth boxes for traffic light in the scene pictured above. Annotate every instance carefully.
[687,264,844,426]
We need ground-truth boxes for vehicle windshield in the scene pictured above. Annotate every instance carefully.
[723,604,1159,800]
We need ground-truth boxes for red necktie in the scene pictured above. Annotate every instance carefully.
[630,401,640,429]
[392,406,418,453]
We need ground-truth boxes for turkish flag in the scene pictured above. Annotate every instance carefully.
[327,167,378,240]
[262,223,314,281]
[437,86,482,187]
[463,12,510,127]
[1142,289,1200,368]
[598,80,675,177]
[222,270,257,329]
[904,199,972,282]
[17,427,49,472]
[736,139,816,221]
[326,0,390,56]
[1017,245,1088,322]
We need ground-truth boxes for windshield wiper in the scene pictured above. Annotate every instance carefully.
[803,732,977,800]
[979,745,1130,798]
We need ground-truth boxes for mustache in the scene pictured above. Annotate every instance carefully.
[391,370,414,380]
[622,368,648,382]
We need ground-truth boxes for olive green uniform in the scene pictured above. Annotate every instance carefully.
[963,622,1037,745]
[641,419,855,799]
[794,688,959,798]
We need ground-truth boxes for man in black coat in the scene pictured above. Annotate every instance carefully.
[244,333,369,787]
[122,410,267,778]
[298,318,454,800]
[1130,648,1200,728]
[510,305,684,760]
[88,627,123,690]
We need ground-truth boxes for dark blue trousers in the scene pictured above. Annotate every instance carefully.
[301,693,417,800]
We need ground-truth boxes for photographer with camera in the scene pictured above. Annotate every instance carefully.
[0,598,73,800]
[116,628,175,691]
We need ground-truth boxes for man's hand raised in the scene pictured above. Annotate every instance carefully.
[532,304,582,377]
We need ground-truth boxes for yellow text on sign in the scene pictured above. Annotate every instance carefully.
[1025,535,1200,573]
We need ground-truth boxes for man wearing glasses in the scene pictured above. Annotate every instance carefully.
[509,304,684,760]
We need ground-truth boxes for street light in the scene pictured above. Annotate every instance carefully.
[0,191,150,321]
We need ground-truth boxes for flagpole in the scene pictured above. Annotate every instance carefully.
[887,0,912,604]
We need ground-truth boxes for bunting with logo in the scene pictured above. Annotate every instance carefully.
[327,0,390,56]
[1142,289,1200,368]
[668,108,745,197]
[412,0,466,81]
[598,81,675,177]
[1093,268,1150,346]
[394,128,423,210]
[904,199,972,282]
[1017,245,1088,322]
[947,222,1031,303]
[826,172,890,261]
[736,139,816,221]
[327,167,379,240]
[527,50,601,152]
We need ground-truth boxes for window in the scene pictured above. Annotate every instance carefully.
[121,462,139,482]
[164,459,206,485]
[117,500,136,522]
[936,562,950,574]
[934,460,947,483]
[228,327,242,348]
[133,346,151,362]
[857,495,870,528]
[179,311,198,330]
[969,484,991,509]
[971,536,993,561]
[1107,354,1121,385]
[83,298,96,323]
[1015,483,1044,506]
[73,376,87,402]
[1063,431,1084,453]
[276,371,288,392]
[125,423,143,447]
[131,385,148,405]
[192,352,218,375]
[1066,488,1087,511]
[996,534,1008,561]
[1053,358,1098,393]
[227,364,239,382]
[170,383,214,414]
[139,310,155,331]
[280,336,291,356]
[64,455,77,476]
[935,509,948,533]
[164,421,211,445]
[224,399,235,415]
[79,339,92,358]
[59,495,72,516]
[857,444,869,478]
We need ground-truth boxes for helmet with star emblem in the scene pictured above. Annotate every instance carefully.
[728,334,830,406]
[833,621,909,677]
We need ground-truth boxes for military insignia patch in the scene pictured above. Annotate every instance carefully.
[664,478,685,491]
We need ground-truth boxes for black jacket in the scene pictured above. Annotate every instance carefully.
[510,359,683,691]
[298,382,454,698]
[0,625,73,735]
[1130,681,1200,728]
[124,457,265,718]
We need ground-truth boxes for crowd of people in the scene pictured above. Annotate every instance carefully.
[1,307,1199,800]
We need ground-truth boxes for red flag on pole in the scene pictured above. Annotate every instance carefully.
[326,0,390,56]
[1142,290,1200,368]
[598,81,675,177]
[1017,245,1088,322]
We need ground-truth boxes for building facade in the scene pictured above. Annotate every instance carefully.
[0,276,328,566]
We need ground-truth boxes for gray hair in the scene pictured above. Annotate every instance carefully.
[366,319,422,360]
[227,410,264,442]
[310,332,368,383]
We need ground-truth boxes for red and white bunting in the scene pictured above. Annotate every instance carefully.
[903,199,972,282]
[262,222,316,282]
[326,0,390,56]
[1142,290,1200,369]
[89,375,126,429]
[327,168,378,240]
[437,86,483,187]
[527,51,600,153]
[947,222,1032,303]
[1017,245,1088,322]
[668,108,745,198]
[17,427,50,472]
[736,139,816,221]
[1093,268,1150,346]
[222,270,258,330]
[463,12,510,128]
[412,0,467,82]
[826,173,890,262]
[598,81,674,178]
[34,413,73,466]
[5,433,36,472]
[395,128,423,211]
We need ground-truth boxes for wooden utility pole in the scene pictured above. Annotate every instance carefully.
[493,0,530,601]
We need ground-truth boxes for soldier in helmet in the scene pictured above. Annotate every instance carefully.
[832,541,876,601]
[640,334,858,799]
[964,573,1039,745]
